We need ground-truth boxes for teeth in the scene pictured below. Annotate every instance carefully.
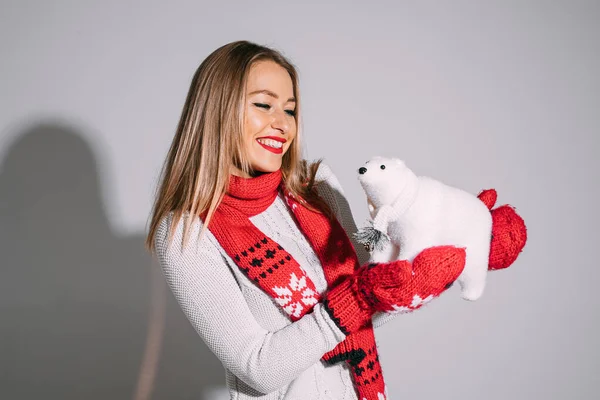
[257,138,283,149]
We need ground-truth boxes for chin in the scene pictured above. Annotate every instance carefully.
[251,161,282,175]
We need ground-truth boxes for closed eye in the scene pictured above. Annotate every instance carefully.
[254,103,296,117]
[254,102,270,110]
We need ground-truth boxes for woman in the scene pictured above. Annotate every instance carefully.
[145,40,465,400]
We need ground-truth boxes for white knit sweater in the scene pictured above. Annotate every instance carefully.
[153,163,400,400]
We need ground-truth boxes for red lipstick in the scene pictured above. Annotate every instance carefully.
[256,136,286,154]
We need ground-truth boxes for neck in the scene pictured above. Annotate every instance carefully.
[230,166,252,178]
[382,170,420,216]
[230,166,270,179]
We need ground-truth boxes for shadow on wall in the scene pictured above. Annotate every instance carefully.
[0,121,226,400]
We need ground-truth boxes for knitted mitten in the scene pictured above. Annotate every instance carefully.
[322,245,466,335]
[478,189,528,271]
[321,246,465,399]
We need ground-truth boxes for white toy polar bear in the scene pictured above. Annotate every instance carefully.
[356,156,493,301]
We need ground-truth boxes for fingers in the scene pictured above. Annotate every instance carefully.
[357,247,467,314]
[371,260,412,287]
[355,260,411,312]
[411,246,466,294]
[413,246,465,275]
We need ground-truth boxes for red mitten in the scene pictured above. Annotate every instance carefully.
[374,245,467,314]
[321,246,466,398]
[322,245,466,335]
[478,189,527,271]
[322,259,409,336]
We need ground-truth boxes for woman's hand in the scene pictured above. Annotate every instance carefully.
[322,245,466,335]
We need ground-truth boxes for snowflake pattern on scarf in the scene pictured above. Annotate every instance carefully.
[272,272,319,318]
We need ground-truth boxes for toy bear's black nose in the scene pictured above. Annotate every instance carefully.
[358,167,367,175]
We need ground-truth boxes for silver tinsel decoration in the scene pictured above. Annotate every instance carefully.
[353,220,390,253]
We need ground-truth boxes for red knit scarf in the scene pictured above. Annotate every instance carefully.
[206,169,388,400]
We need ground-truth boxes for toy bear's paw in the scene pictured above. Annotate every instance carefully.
[459,283,485,302]
[354,224,390,253]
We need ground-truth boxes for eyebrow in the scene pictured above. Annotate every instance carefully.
[248,89,296,103]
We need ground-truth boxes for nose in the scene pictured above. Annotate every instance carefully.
[271,109,290,134]
[358,167,367,175]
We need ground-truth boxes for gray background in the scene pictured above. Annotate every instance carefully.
[1,1,598,399]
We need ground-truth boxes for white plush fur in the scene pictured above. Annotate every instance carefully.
[357,156,492,301]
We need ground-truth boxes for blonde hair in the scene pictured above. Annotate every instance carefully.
[145,40,331,254]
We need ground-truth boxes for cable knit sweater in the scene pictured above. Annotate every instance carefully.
[153,163,401,400]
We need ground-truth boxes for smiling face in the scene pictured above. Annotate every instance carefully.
[236,60,297,177]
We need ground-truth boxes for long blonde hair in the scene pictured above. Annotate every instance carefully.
[145,40,331,254]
